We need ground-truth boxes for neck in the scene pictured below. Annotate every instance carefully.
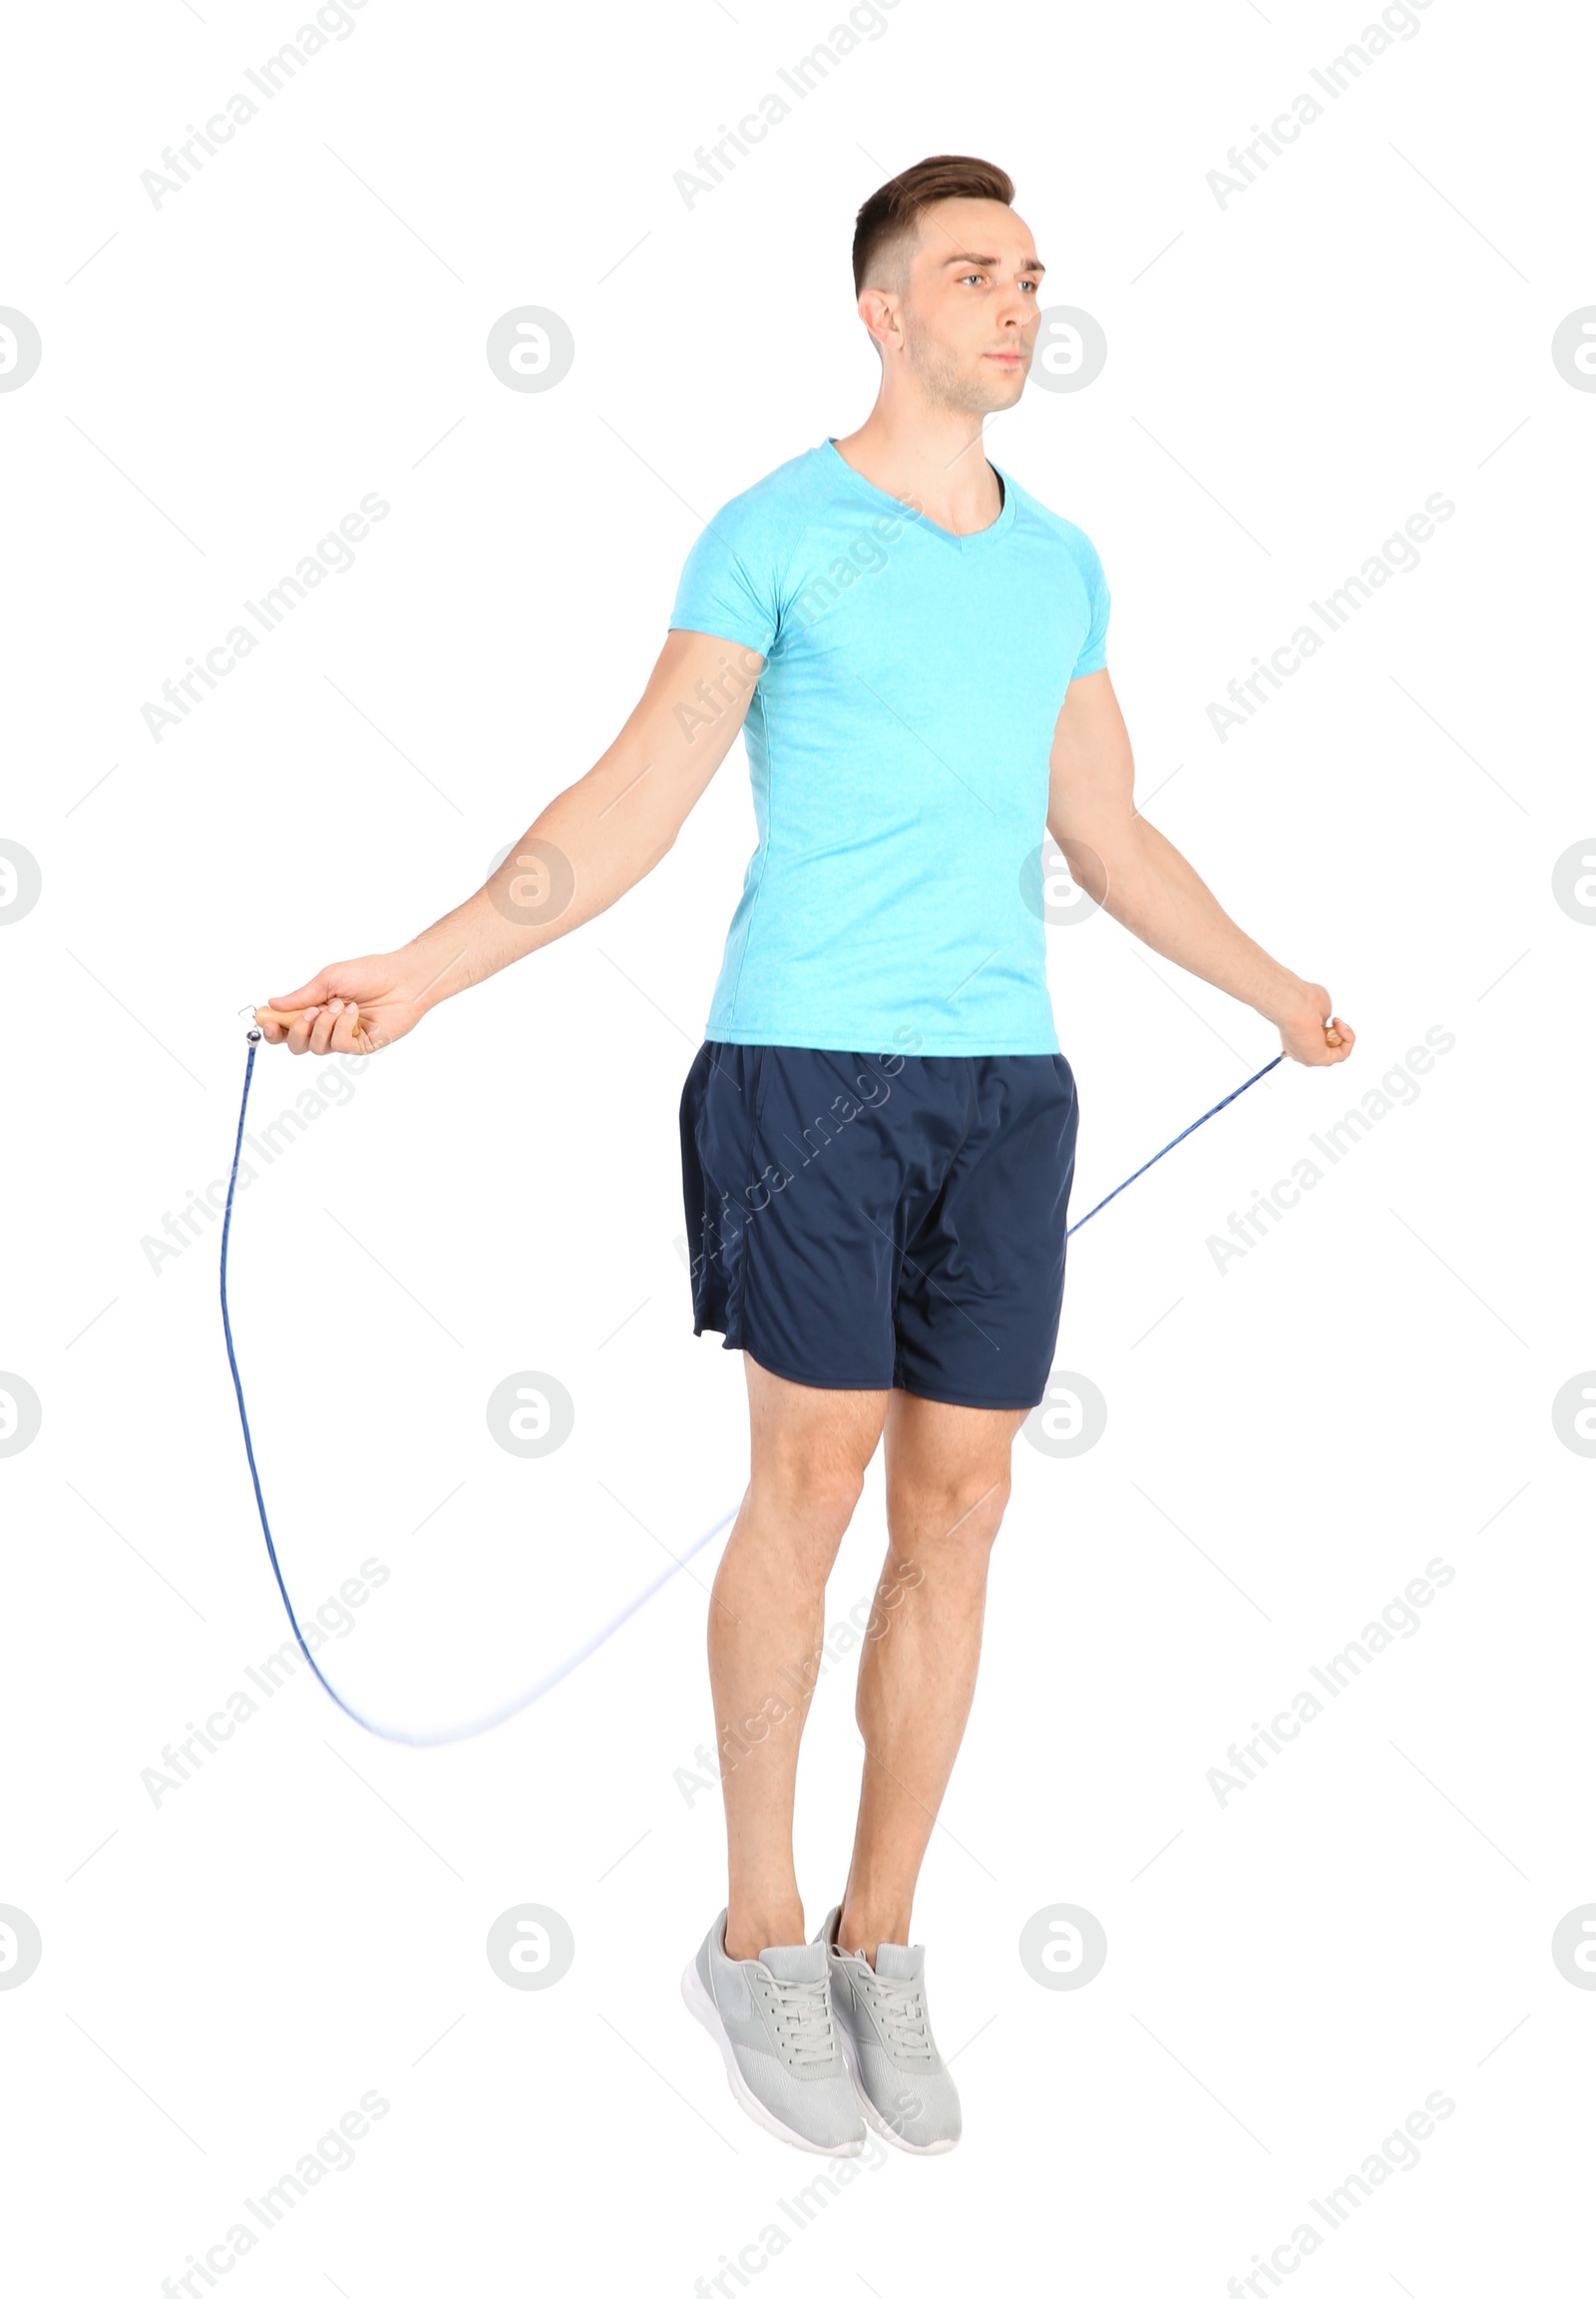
[831,395,1001,536]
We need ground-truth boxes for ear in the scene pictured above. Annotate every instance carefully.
[857,286,901,356]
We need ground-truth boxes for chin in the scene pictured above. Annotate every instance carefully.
[975,365,1025,402]
[975,371,1026,413]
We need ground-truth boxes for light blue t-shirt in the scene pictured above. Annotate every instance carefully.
[668,437,1109,1055]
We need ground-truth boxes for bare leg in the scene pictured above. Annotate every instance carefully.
[711,1354,890,1962]
[838,1388,1027,1961]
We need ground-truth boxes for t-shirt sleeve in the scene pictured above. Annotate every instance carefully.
[668,491,785,657]
[1068,533,1110,679]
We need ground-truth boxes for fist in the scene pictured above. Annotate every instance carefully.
[257,955,429,1056]
[1280,984,1355,1067]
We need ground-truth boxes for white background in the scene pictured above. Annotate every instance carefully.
[2,0,1591,2291]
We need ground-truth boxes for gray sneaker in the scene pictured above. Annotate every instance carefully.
[815,1904,962,2154]
[682,1910,865,2156]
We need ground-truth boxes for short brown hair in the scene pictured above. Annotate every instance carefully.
[852,155,1015,297]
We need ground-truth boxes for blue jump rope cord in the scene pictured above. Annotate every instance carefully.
[1063,1051,1284,1237]
[219,1039,1284,1746]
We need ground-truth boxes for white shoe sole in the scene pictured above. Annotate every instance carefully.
[679,1955,865,2158]
[835,2015,961,2156]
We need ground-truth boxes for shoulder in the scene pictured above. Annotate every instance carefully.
[698,444,834,548]
[998,468,1107,580]
[670,445,836,650]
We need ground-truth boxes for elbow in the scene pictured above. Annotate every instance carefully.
[1048,830,1114,915]
[635,829,679,883]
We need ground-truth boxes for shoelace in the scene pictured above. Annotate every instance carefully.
[758,1973,839,2066]
[854,1967,935,2062]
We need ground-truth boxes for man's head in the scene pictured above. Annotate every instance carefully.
[852,155,1041,413]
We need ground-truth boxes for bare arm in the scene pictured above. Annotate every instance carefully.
[260,627,762,1055]
[1046,668,1354,1067]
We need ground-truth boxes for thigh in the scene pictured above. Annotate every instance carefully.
[881,1388,1029,1569]
[745,1352,892,1494]
[884,1386,1030,1489]
[892,1053,1079,1412]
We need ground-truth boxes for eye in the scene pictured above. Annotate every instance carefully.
[1019,277,1038,293]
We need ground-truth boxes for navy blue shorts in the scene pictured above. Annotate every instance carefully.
[678,1042,1079,1410]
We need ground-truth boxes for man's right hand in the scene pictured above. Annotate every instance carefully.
[258,954,434,1056]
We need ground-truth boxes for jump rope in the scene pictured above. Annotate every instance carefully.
[219,1018,1286,1746]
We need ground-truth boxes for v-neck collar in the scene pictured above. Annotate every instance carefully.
[821,437,1016,551]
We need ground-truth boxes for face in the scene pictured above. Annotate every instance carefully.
[871,195,1044,415]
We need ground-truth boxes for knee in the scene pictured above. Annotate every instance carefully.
[753,1449,866,1547]
[892,1467,1012,1559]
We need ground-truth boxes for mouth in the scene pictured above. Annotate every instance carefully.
[984,350,1024,368]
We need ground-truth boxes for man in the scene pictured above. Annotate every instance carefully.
[259,154,1354,2160]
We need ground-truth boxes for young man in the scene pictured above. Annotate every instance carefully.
[259,155,1354,2160]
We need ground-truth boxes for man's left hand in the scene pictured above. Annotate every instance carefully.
[1279,983,1355,1066]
